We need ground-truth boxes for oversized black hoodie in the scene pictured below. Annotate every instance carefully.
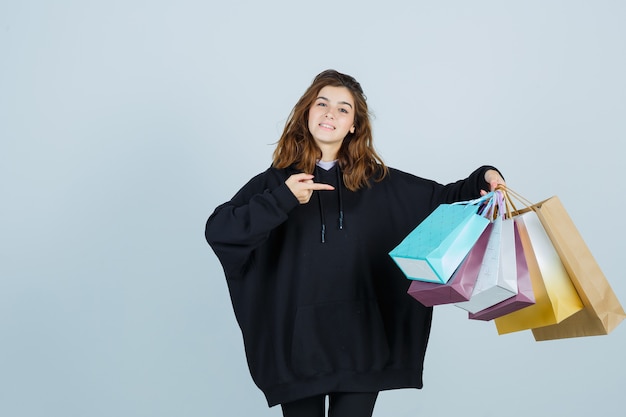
[205,164,497,407]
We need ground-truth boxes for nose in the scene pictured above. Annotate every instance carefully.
[324,109,335,119]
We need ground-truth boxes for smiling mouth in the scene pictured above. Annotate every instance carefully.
[319,123,335,130]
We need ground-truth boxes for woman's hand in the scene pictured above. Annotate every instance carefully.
[286,173,334,204]
[481,169,506,196]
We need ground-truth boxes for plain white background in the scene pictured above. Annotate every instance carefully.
[1,1,625,416]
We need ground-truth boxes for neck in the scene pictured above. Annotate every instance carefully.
[318,144,340,162]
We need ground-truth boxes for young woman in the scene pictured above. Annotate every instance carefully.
[205,69,505,417]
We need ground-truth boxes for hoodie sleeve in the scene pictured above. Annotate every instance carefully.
[432,165,502,207]
[205,170,300,280]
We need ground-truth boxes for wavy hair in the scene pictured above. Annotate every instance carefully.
[272,69,388,191]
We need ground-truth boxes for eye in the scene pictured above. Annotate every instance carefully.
[339,108,349,114]
[316,102,327,107]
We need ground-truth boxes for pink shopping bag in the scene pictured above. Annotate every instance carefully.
[468,222,535,321]
[407,225,491,307]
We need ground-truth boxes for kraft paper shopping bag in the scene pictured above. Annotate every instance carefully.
[390,194,492,283]
[407,225,491,306]
[493,209,583,334]
[529,196,625,340]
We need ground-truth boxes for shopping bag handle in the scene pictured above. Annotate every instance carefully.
[452,191,507,222]
[494,185,537,218]
[480,189,513,221]
[452,191,495,206]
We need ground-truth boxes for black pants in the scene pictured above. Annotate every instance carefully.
[281,392,379,417]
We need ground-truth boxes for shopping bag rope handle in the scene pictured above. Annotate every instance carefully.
[495,189,512,220]
[494,185,538,218]
[452,191,495,207]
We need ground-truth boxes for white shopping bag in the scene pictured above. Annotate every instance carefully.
[456,193,518,314]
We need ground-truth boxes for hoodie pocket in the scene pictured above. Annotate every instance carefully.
[290,299,390,378]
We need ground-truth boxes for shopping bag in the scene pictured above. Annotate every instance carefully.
[390,194,492,283]
[456,193,518,314]
[528,196,625,340]
[494,209,583,334]
[468,222,535,321]
[407,225,491,306]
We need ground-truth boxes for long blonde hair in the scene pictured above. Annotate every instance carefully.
[272,69,388,191]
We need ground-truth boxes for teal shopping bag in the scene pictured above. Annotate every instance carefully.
[390,194,493,284]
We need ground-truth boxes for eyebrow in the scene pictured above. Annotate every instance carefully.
[316,96,353,109]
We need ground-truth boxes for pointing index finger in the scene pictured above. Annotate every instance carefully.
[307,182,335,191]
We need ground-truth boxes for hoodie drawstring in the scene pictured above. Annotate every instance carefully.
[315,164,344,243]
[336,165,344,230]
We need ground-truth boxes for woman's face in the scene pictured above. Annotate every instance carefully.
[307,85,356,157]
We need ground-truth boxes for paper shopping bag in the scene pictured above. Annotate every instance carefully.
[390,195,491,283]
[468,222,535,321]
[407,225,491,306]
[493,209,583,334]
[529,196,625,340]
[456,193,518,314]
